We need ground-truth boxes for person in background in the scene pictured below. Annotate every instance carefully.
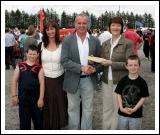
[98,26,112,45]
[5,27,16,69]
[143,29,152,60]
[136,27,143,38]
[35,29,43,44]
[11,45,44,130]
[23,25,38,55]
[14,27,21,40]
[149,30,155,73]
[92,29,98,37]
[124,22,143,55]
[115,55,149,130]
[19,29,28,61]
[100,16,134,130]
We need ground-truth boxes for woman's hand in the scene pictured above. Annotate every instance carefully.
[101,60,112,66]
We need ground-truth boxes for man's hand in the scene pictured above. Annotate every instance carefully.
[81,65,96,75]
[101,60,112,66]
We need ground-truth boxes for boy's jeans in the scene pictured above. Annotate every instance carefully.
[118,115,142,130]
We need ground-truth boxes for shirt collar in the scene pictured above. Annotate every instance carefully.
[111,35,121,46]
[76,32,90,39]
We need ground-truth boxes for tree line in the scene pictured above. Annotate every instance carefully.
[5,9,155,30]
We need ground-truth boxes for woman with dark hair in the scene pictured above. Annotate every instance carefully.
[38,21,68,129]
[100,17,134,129]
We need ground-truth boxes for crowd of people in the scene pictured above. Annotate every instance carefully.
[6,13,155,130]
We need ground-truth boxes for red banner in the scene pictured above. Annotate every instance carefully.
[40,9,45,32]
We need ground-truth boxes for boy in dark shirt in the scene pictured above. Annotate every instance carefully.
[115,55,149,130]
[11,45,45,129]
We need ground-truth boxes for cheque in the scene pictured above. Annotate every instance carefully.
[88,56,107,63]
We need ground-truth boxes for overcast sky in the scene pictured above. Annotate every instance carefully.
[2,1,157,20]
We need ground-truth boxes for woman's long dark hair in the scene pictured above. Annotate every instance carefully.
[42,21,61,48]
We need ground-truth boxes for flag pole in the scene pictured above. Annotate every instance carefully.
[40,8,45,32]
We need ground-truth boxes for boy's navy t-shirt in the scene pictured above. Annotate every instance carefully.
[18,62,41,105]
[115,75,149,118]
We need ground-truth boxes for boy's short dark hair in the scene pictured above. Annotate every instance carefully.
[126,55,141,66]
[26,44,38,53]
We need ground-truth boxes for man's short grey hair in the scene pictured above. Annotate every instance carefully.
[75,12,89,22]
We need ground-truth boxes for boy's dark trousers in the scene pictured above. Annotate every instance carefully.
[19,102,43,130]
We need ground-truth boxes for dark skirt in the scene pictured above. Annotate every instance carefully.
[43,74,68,129]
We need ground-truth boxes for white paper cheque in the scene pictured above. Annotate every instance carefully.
[88,56,106,63]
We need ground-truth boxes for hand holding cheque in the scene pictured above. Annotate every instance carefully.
[88,56,112,66]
